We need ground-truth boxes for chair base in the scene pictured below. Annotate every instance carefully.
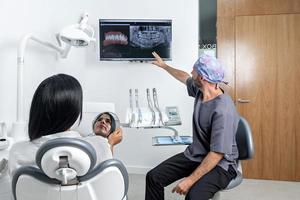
[211,168,243,200]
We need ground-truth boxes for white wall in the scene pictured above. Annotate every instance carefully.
[0,0,199,173]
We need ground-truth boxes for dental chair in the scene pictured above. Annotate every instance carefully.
[12,138,128,200]
[212,117,254,200]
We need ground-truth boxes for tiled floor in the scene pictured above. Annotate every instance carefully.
[1,173,299,200]
[128,174,300,200]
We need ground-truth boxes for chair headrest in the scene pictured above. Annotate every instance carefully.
[35,138,97,183]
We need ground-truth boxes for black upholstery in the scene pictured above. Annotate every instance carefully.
[236,117,254,160]
[223,117,254,191]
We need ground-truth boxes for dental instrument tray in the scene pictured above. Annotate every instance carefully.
[152,135,192,146]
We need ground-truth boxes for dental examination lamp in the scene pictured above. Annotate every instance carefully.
[59,14,95,47]
[12,13,95,142]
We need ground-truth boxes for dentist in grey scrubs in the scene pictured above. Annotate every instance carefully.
[145,52,239,200]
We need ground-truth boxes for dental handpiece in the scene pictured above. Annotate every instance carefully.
[135,89,143,124]
[129,89,135,125]
[152,88,164,125]
[146,88,156,125]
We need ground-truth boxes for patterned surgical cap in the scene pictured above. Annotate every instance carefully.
[193,53,226,84]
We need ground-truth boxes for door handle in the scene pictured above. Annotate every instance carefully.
[237,98,251,103]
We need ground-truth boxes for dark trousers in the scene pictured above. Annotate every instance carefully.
[145,152,236,200]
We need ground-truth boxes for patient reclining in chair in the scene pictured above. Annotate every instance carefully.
[8,74,128,200]
[8,74,113,175]
[91,112,123,154]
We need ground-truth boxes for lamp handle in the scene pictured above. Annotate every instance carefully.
[79,13,89,30]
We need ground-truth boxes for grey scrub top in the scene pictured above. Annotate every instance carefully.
[184,77,239,171]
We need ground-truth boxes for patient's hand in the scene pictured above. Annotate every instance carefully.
[108,128,123,146]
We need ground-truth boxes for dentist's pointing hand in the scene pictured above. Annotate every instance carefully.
[152,52,168,69]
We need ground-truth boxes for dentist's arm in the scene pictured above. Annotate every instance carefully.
[152,52,190,85]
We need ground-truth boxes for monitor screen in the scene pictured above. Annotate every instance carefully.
[99,19,172,61]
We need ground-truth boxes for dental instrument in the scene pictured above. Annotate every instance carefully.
[135,89,143,125]
[146,88,156,125]
[152,88,164,126]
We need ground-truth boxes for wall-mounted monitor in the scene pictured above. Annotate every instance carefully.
[99,19,172,61]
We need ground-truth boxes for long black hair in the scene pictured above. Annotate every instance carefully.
[28,74,83,141]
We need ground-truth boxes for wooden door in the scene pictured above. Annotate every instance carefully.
[235,14,300,181]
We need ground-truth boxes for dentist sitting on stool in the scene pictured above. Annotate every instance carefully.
[145,52,239,200]
[8,74,112,175]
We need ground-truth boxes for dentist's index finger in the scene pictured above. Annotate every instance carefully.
[152,51,160,59]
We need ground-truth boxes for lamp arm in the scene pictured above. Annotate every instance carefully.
[13,34,71,142]
[30,37,65,54]
[17,34,69,122]
[18,35,66,60]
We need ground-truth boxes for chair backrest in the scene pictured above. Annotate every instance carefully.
[236,117,255,160]
[12,138,128,200]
